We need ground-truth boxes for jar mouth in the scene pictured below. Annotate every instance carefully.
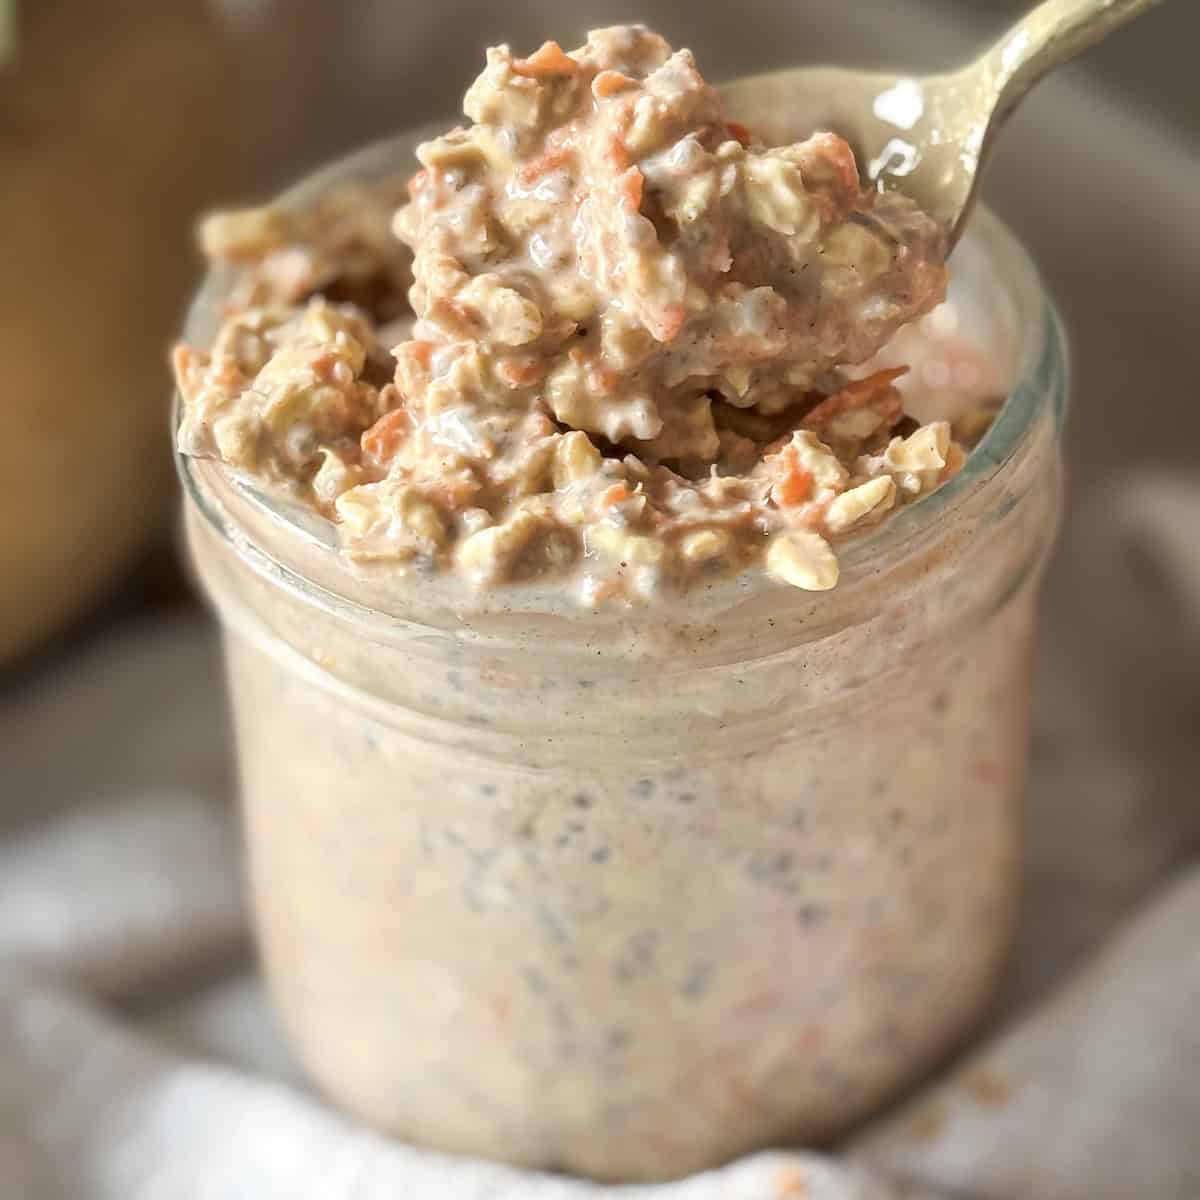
[174,132,1068,641]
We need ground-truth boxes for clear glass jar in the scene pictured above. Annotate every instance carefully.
[176,137,1066,1182]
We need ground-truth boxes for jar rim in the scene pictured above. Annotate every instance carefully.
[174,132,1067,645]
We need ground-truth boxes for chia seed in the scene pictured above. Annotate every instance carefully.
[681,961,714,997]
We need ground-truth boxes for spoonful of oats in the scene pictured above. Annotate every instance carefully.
[720,0,1164,250]
[178,11,1155,605]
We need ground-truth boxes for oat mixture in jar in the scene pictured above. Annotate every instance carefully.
[174,22,1066,1184]
[175,24,988,605]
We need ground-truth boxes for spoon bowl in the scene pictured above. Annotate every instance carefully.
[720,0,1164,248]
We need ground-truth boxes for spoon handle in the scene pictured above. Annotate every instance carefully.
[974,0,1165,129]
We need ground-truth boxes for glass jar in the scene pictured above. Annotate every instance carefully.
[176,137,1066,1182]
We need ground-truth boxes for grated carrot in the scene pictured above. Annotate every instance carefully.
[618,166,644,212]
[726,120,753,147]
[801,366,908,431]
[845,364,908,391]
[593,70,636,98]
[511,40,579,78]
[361,408,409,463]
[408,340,434,368]
[651,305,686,343]
[496,354,546,388]
[309,350,339,381]
[603,128,631,172]
[599,483,631,509]
[774,457,813,507]
[518,146,573,186]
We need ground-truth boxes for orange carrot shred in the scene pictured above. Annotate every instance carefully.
[844,365,909,392]
[618,166,644,212]
[599,483,631,509]
[653,305,686,343]
[603,129,631,172]
[801,366,909,430]
[496,354,546,388]
[408,340,434,368]
[593,70,636,98]
[726,120,753,147]
[511,40,579,78]
[518,146,573,186]
[775,464,813,507]
[361,408,409,463]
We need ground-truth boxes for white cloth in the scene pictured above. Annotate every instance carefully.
[2,471,1199,1200]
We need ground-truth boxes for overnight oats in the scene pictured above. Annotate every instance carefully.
[174,25,1065,1182]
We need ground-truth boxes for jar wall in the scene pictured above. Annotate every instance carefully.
[222,579,1034,1180]
[178,184,1065,1179]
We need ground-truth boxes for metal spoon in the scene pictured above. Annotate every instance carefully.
[719,0,1164,250]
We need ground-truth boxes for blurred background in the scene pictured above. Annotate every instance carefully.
[0,2,1198,1192]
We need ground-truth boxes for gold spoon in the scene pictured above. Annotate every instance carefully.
[719,0,1165,250]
